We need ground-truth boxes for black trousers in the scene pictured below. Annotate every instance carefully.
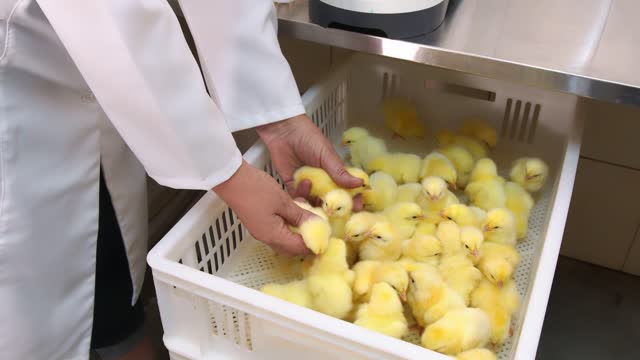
[91,170,145,348]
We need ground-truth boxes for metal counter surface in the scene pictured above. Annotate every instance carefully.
[278,0,640,107]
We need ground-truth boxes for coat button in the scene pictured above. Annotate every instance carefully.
[81,92,96,103]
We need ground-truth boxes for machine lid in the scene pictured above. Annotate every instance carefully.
[317,0,444,14]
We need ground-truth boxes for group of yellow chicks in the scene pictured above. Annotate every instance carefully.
[261,105,549,359]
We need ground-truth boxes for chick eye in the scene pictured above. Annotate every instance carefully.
[464,244,469,249]
[412,216,418,219]
[336,207,342,211]
[376,235,382,239]
[493,226,500,230]
[446,216,453,220]
[434,253,441,256]
[410,278,416,284]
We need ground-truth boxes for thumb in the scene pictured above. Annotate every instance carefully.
[279,196,316,228]
[273,220,312,256]
[320,146,363,189]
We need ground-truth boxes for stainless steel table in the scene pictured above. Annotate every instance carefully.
[277,0,640,107]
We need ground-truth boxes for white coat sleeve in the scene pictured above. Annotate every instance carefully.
[177,0,305,132]
[36,0,242,190]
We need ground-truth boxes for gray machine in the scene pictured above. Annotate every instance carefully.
[309,0,449,39]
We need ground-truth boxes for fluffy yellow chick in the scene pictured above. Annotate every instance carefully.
[293,166,337,199]
[290,204,331,254]
[354,282,409,339]
[359,221,402,261]
[471,279,521,345]
[460,226,484,263]
[420,152,458,189]
[436,220,462,256]
[440,204,486,228]
[367,153,421,184]
[418,176,460,222]
[460,118,498,149]
[322,189,353,238]
[362,171,398,212]
[510,157,549,193]
[469,158,503,183]
[294,200,328,221]
[478,242,520,287]
[382,98,427,139]
[396,183,422,203]
[439,145,475,188]
[345,211,381,243]
[504,181,534,239]
[421,308,491,355]
[306,238,355,319]
[346,167,371,197]
[261,280,311,308]
[406,266,466,327]
[456,348,497,360]
[439,253,483,305]
[353,260,409,302]
[383,202,424,239]
[465,178,506,211]
[415,220,437,237]
[482,208,517,246]
[341,127,369,167]
[401,234,442,265]
[451,135,489,160]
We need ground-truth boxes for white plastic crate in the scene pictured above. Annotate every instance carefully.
[148,54,583,360]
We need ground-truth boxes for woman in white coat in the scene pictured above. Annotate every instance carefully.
[0,0,361,359]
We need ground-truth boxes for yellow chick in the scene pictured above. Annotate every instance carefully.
[420,152,458,189]
[306,238,355,319]
[383,202,424,239]
[465,178,506,211]
[438,253,483,305]
[421,308,491,355]
[341,127,369,167]
[460,226,484,263]
[460,118,498,149]
[362,171,398,212]
[290,204,331,254]
[418,176,460,223]
[359,136,389,170]
[345,211,381,243]
[482,208,517,246]
[401,234,442,266]
[382,98,427,139]
[322,189,353,238]
[504,181,534,239]
[436,220,462,256]
[471,279,521,345]
[478,242,520,287]
[456,348,497,360]
[353,260,409,302]
[354,282,409,339]
[261,280,311,308]
[450,135,489,160]
[414,220,437,237]
[440,204,486,228]
[359,221,402,261]
[469,158,504,183]
[367,153,422,184]
[293,166,337,199]
[509,157,549,193]
[438,145,475,188]
[345,167,371,197]
[406,266,466,327]
[396,183,422,204]
[294,200,328,221]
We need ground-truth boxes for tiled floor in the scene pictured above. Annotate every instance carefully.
[143,257,640,359]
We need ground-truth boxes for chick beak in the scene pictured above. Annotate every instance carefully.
[416,214,425,221]
[430,194,439,201]
[400,290,407,302]
[439,210,446,219]
[364,185,372,190]
[472,249,479,258]
[497,281,503,288]
[448,182,457,190]
[482,224,490,232]
[525,173,536,181]
[340,140,347,147]
[345,235,351,242]
[363,230,373,239]
[325,209,335,217]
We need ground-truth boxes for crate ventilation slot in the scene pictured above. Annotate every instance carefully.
[192,208,245,274]
[210,303,253,351]
[311,81,346,138]
[424,79,496,102]
[501,98,540,143]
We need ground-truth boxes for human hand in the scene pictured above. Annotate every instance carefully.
[213,161,313,256]
[256,114,364,210]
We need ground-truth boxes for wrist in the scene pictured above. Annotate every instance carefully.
[212,160,249,202]
[255,114,305,144]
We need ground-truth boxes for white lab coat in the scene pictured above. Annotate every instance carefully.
[0,0,303,359]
